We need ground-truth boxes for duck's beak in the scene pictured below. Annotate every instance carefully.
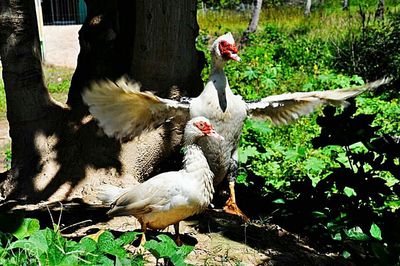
[230,53,241,62]
[207,130,224,141]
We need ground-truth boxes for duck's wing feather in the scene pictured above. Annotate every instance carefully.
[106,172,188,217]
[82,77,191,139]
[246,77,391,125]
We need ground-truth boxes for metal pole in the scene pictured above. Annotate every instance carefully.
[34,0,45,61]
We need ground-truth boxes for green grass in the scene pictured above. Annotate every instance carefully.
[198,2,399,41]
[43,65,74,93]
[0,65,73,118]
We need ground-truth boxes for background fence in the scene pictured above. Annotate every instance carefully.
[41,0,87,25]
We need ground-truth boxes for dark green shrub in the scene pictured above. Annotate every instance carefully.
[334,13,400,89]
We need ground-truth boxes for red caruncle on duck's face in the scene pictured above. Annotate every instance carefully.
[194,121,213,135]
[218,40,239,61]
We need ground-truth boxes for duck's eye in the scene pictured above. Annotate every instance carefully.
[194,121,206,130]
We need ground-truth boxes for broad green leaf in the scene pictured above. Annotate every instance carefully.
[177,245,194,258]
[65,239,80,252]
[332,233,342,241]
[116,232,140,246]
[345,226,369,241]
[370,223,382,241]
[342,250,351,258]
[272,198,285,204]
[144,239,162,258]
[10,229,51,256]
[58,254,80,266]
[12,218,40,240]
[145,238,175,258]
[239,146,259,164]
[30,229,51,254]
[145,235,193,266]
[171,251,194,266]
[10,239,39,254]
[98,231,126,258]
[236,172,248,184]
[79,237,97,253]
[96,255,114,266]
[116,256,133,266]
[343,187,357,197]
[156,234,177,247]
[351,75,364,85]
[297,146,307,156]
[302,82,313,90]
[304,157,325,173]
[284,149,300,162]
[246,119,272,135]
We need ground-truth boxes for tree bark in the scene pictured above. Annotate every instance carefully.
[0,0,204,203]
[304,0,312,16]
[247,0,263,34]
[132,0,204,96]
[0,0,66,199]
[240,0,263,47]
[342,0,349,10]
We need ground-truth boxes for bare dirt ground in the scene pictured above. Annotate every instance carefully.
[0,120,10,172]
[43,25,81,69]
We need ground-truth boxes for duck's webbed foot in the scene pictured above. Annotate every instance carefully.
[222,159,249,222]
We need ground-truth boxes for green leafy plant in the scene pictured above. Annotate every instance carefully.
[334,11,400,87]
[4,147,11,170]
[0,215,196,266]
[144,235,194,266]
[275,102,399,264]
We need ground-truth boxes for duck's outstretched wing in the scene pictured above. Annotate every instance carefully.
[246,77,391,125]
[82,78,191,139]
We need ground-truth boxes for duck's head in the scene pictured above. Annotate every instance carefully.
[211,32,241,62]
[184,117,223,145]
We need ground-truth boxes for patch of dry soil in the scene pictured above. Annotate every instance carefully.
[0,119,10,172]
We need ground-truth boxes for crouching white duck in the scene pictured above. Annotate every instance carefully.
[98,116,222,245]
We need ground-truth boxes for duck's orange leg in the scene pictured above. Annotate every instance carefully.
[173,223,183,246]
[139,222,147,246]
[223,181,249,222]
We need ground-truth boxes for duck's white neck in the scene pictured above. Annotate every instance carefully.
[182,143,215,208]
[207,52,230,112]
[182,144,211,174]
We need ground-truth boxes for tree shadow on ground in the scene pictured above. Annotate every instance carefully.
[196,210,353,266]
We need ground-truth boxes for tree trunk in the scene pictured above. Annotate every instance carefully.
[304,0,312,16]
[240,0,263,47]
[375,0,384,20]
[247,0,263,34]
[342,0,349,10]
[0,0,66,199]
[0,0,204,203]
[131,0,204,96]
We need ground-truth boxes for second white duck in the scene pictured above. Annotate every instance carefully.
[98,116,222,245]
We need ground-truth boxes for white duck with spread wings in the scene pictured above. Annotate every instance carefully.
[83,32,390,220]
